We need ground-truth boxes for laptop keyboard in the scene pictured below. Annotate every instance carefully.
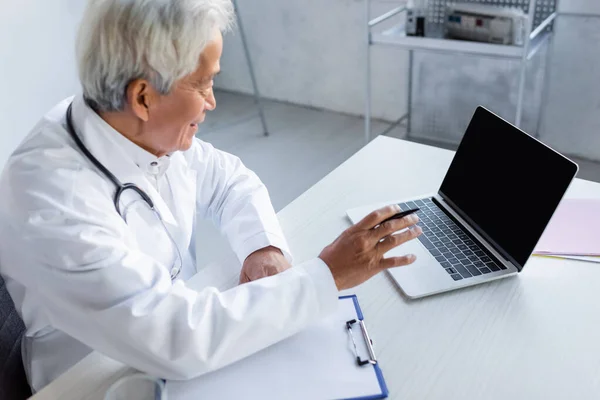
[399,198,507,281]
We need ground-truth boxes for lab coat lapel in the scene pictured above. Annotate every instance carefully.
[71,97,177,225]
[165,152,197,246]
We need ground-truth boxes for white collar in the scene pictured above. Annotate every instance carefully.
[69,94,180,225]
[79,98,171,178]
[67,95,198,264]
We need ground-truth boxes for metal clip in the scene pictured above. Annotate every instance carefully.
[346,319,377,366]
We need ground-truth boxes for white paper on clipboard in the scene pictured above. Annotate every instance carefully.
[166,296,387,400]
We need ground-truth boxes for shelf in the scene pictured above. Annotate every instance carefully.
[371,24,552,60]
[364,1,557,143]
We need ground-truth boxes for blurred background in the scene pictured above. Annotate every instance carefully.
[1,0,599,263]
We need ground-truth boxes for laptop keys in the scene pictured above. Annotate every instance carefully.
[486,262,501,272]
[454,265,472,278]
[406,201,418,209]
[418,236,436,249]
[465,264,482,276]
[412,197,506,281]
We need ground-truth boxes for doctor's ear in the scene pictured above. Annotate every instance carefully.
[126,79,155,122]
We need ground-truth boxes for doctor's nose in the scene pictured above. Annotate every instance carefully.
[205,88,216,111]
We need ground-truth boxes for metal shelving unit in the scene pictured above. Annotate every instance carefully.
[364,0,557,144]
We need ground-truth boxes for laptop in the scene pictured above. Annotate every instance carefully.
[347,107,579,299]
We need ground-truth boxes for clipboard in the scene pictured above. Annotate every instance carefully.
[166,295,389,400]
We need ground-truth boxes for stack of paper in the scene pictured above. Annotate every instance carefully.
[534,199,600,263]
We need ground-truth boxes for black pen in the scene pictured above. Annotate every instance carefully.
[375,207,420,228]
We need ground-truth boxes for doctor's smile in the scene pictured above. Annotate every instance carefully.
[0,0,421,396]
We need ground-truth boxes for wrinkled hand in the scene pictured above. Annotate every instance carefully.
[239,246,292,284]
[319,204,422,291]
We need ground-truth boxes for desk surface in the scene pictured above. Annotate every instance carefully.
[31,136,600,400]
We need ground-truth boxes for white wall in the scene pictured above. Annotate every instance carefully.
[538,2,600,161]
[409,46,547,143]
[559,0,600,16]
[0,0,85,167]
[4,1,599,165]
[218,0,600,162]
[217,0,408,122]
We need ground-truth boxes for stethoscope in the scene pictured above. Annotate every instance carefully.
[66,103,182,280]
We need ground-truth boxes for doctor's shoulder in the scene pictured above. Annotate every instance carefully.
[0,111,113,221]
[182,137,218,168]
[186,137,244,168]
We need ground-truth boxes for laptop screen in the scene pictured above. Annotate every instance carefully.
[439,107,578,270]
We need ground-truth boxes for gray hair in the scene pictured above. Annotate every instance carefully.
[76,0,234,112]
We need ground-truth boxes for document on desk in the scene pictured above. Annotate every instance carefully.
[536,254,600,264]
[534,199,600,256]
[166,295,388,400]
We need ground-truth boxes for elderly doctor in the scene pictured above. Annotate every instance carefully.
[0,0,422,393]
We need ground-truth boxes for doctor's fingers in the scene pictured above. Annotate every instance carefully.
[377,225,422,254]
[352,204,401,232]
[239,271,251,284]
[380,254,418,270]
[372,214,420,242]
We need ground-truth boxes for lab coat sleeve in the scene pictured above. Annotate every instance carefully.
[190,139,292,263]
[3,166,338,380]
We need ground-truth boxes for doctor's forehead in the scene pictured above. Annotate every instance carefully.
[196,31,223,77]
[190,31,223,82]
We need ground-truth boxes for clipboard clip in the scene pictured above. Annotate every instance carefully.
[346,319,377,366]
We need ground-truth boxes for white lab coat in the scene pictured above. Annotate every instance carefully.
[0,95,338,393]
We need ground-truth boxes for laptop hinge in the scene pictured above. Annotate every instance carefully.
[432,195,520,272]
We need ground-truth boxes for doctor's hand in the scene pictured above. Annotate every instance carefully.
[239,246,292,284]
[319,204,422,291]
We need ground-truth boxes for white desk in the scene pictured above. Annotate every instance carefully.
[30,136,600,400]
